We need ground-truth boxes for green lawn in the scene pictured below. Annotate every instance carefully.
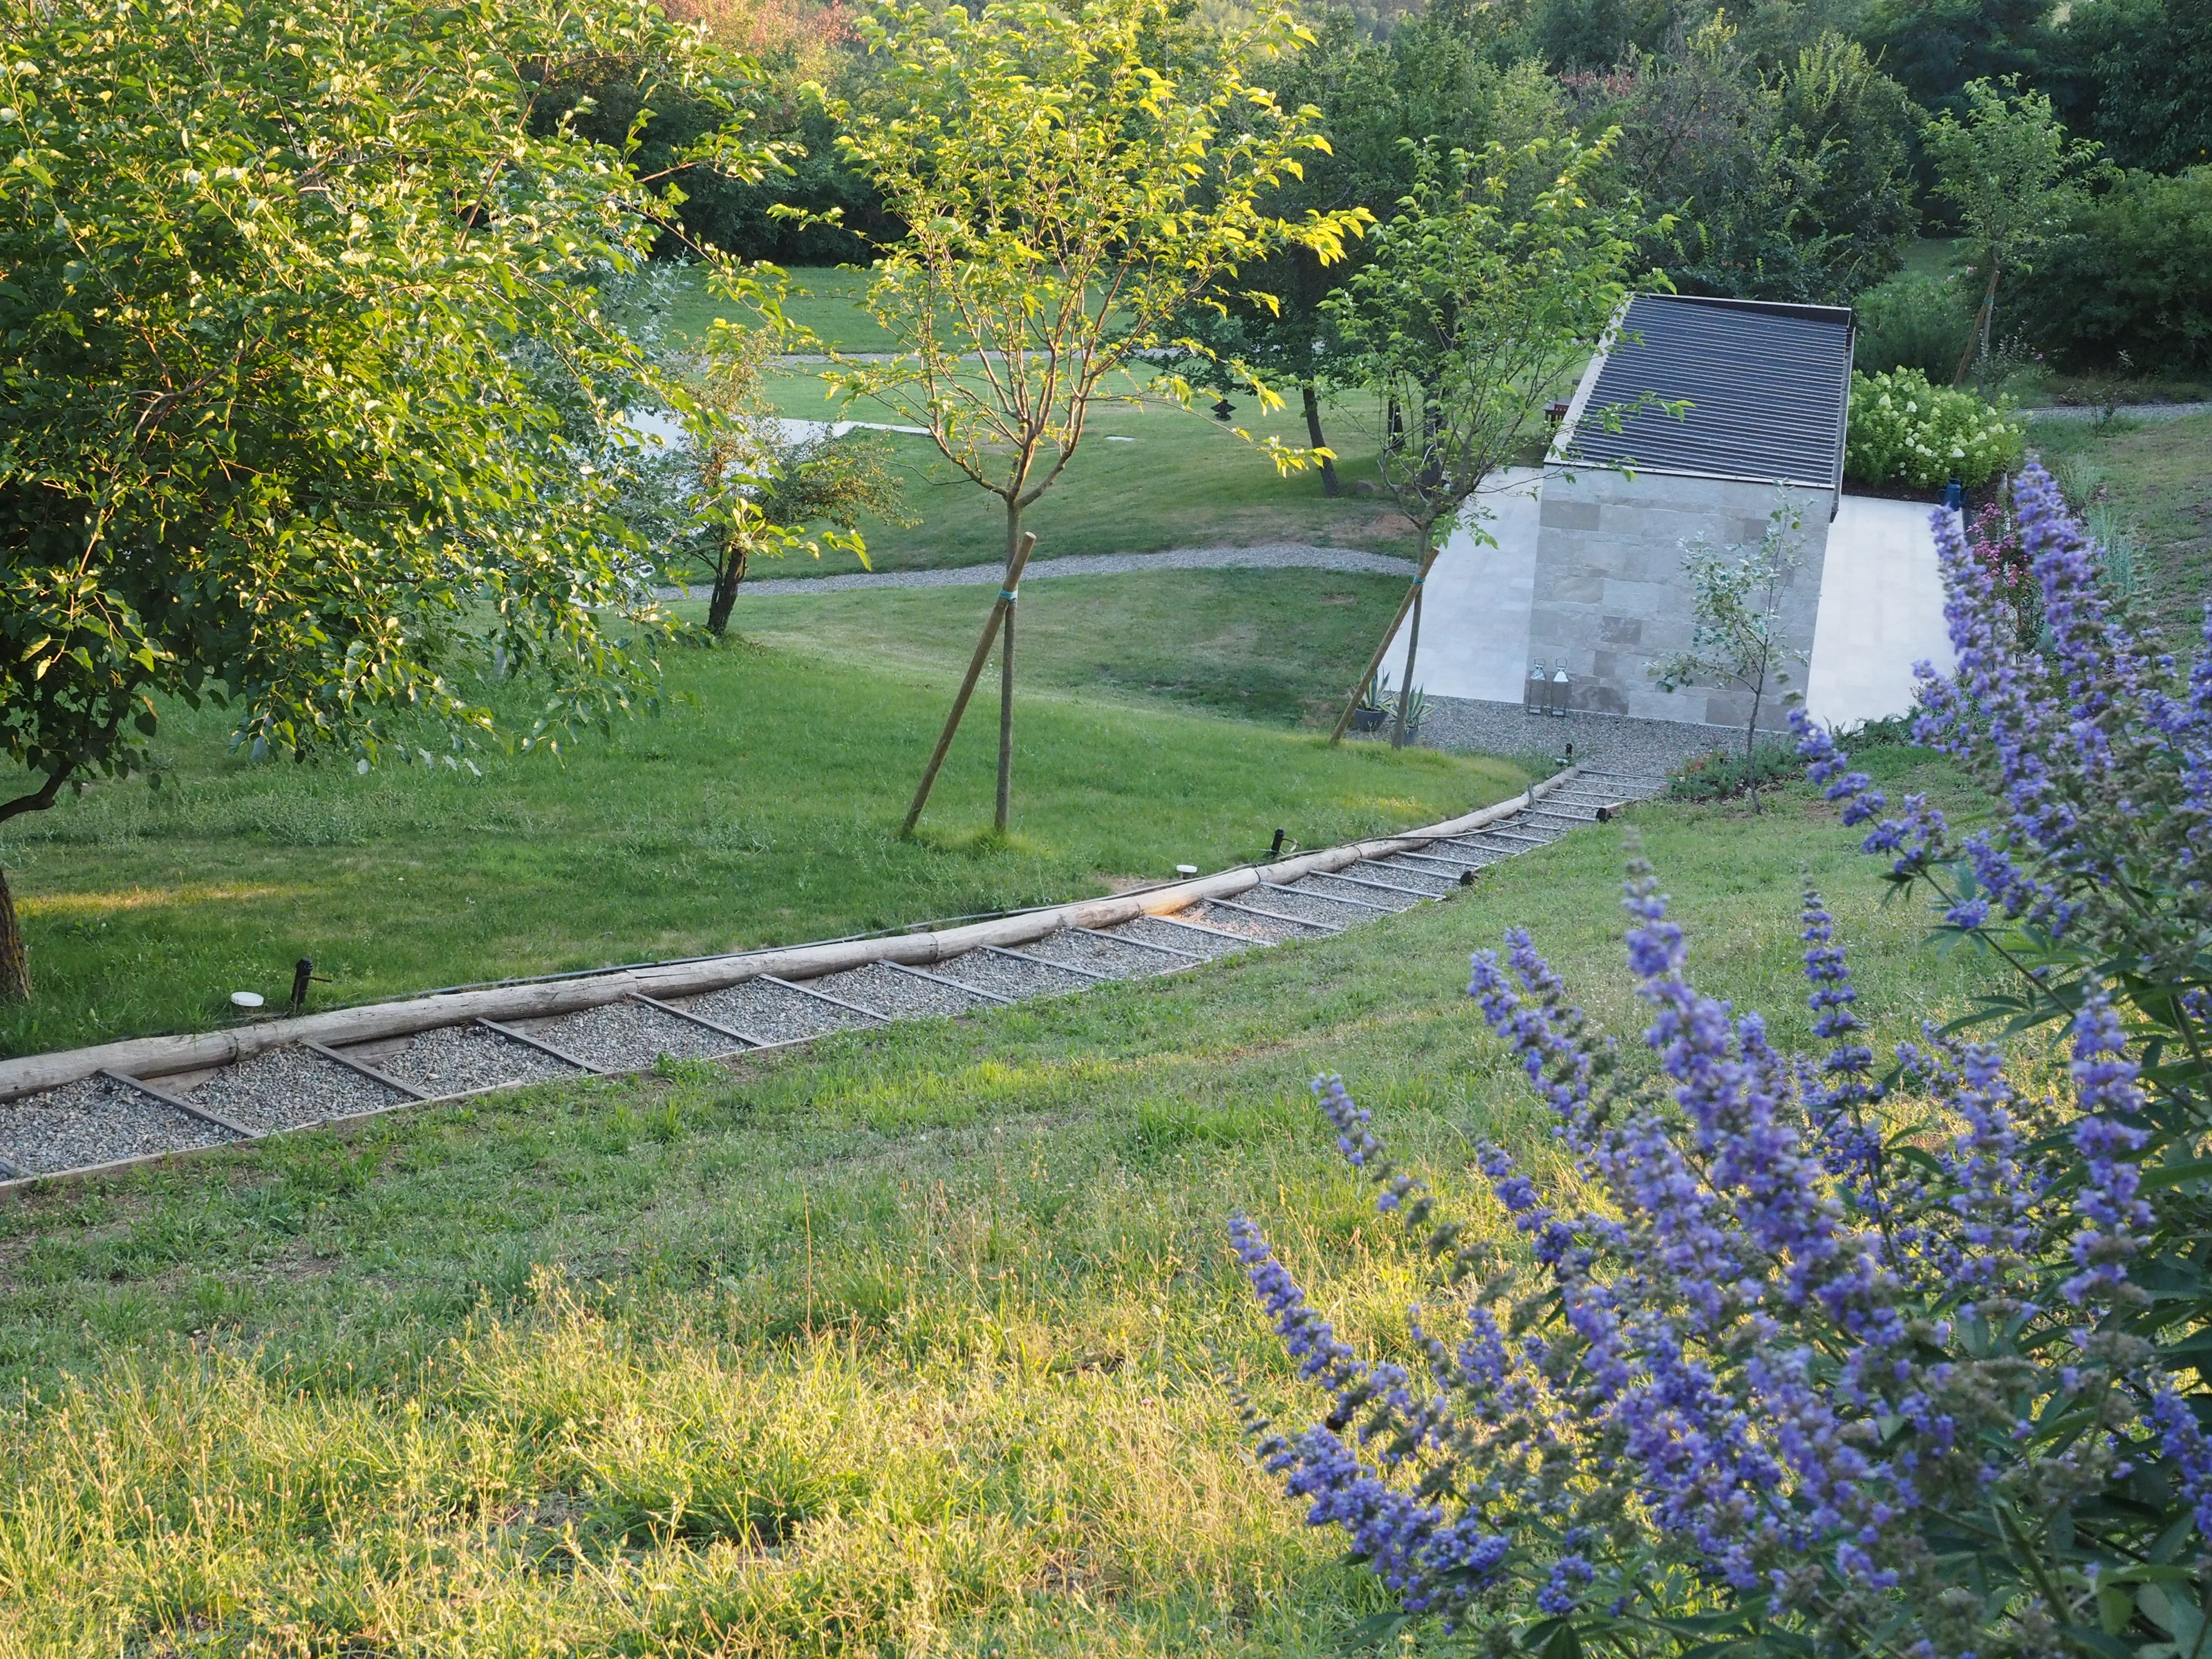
[0,571,1516,1058]
[2027,411,2212,634]
[0,751,2003,1655]
[746,375,1421,573]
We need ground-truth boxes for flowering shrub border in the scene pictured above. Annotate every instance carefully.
[1233,461,2212,1656]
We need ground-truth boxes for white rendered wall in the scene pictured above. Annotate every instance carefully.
[1375,468,1542,703]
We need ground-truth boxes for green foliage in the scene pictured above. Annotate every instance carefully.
[2044,0,2212,174]
[0,0,765,812]
[1563,15,1914,303]
[1665,739,1804,800]
[1855,0,2051,120]
[1924,76,2108,382]
[1324,134,1646,540]
[2010,169,2212,373]
[825,0,1364,556]
[1846,368,2025,488]
[1853,268,1978,377]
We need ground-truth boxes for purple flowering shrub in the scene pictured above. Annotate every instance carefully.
[1231,464,2212,1655]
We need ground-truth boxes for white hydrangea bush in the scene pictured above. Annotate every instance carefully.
[1844,368,2025,489]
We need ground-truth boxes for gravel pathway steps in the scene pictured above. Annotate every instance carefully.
[0,771,1671,1183]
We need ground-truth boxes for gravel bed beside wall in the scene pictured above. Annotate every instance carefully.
[536,1000,740,1071]
[0,1076,242,1174]
[1408,694,1735,775]
[380,1025,585,1095]
[187,1046,408,1132]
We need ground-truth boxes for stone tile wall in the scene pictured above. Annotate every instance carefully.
[1527,466,1833,727]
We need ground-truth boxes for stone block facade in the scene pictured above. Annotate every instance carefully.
[1526,465,1833,729]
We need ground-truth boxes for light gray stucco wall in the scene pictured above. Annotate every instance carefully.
[1526,465,1833,728]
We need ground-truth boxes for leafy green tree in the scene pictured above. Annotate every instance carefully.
[1924,76,2105,384]
[827,0,1362,832]
[2045,0,2211,174]
[0,0,769,1002]
[1322,133,1651,748]
[2009,167,2212,372]
[682,305,907,636]
[1855,0,2050,120]
[1564,15,1907,302]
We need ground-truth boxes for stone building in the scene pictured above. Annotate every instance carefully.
[1371,290,1954,766]
[1530,292,1854,727]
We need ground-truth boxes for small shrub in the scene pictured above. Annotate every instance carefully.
[1851,270,1975,379]
[1844,366,2025,489]
[1664,740,1799,800]
[2011,167,2212,372]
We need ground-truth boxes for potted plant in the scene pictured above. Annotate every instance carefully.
[1350,673,1392,733]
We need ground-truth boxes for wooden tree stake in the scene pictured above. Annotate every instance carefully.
[1329,541,1441,745]
[901,533,1038,837]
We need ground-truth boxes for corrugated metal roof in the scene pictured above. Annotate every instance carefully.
[1560,294,1853,489]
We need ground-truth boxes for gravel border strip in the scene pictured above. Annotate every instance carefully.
[664,542,1416,600]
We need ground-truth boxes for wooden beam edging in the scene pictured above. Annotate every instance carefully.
[0,767,1578,1101]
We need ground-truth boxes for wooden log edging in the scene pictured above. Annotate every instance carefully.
[0,768,1578,1102]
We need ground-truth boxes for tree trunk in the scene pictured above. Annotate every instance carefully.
[0,863,28,1004]
[1391,539,1433,751]
[1302,383,1339,498]
[1743,671,1764,813]
[705,540,749,637]
[1953,259,2002,388]
[995,500,1022,834]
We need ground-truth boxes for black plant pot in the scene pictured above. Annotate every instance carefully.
[1351,708,1387,733]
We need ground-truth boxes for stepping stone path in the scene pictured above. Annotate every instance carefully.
[0,771,1665,1184]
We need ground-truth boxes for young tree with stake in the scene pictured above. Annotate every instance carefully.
[1649,496,1809,809]
[0,0,772,1003]
[827,0,1362,836]
[1324,134,1653,749]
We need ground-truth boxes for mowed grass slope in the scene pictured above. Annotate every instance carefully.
[0,570,1518,1057]
[0,756,2003,1656]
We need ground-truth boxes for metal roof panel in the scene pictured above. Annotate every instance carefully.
[1561,294,1853,489]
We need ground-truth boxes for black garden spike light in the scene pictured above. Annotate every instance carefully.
[288,957,332,1018]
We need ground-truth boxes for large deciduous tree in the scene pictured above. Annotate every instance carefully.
[1323,133,1649,749]
[0,0,771,1002]
[827,0,1362,834]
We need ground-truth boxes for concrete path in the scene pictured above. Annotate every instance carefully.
[1805,496,1959,727]
[664,543,1417,601]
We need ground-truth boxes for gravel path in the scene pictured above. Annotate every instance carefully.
[381,1024,584,1095]
[1196,899,1333,941]
[1351,858,1459,894]
[188,1046,407,1132]
[1300,871,1429,911]
[689,977,881,1043]
[1019,928,1183,979]
[1239,886,1375,928]
[537,1000,741,1071]
[2025,402,2212,422]
[0,1076,241,1175]
[809,962,990,1018]
[1105,915,1249,961]
[931,950,1096,1001]
[662,542,1416,601]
